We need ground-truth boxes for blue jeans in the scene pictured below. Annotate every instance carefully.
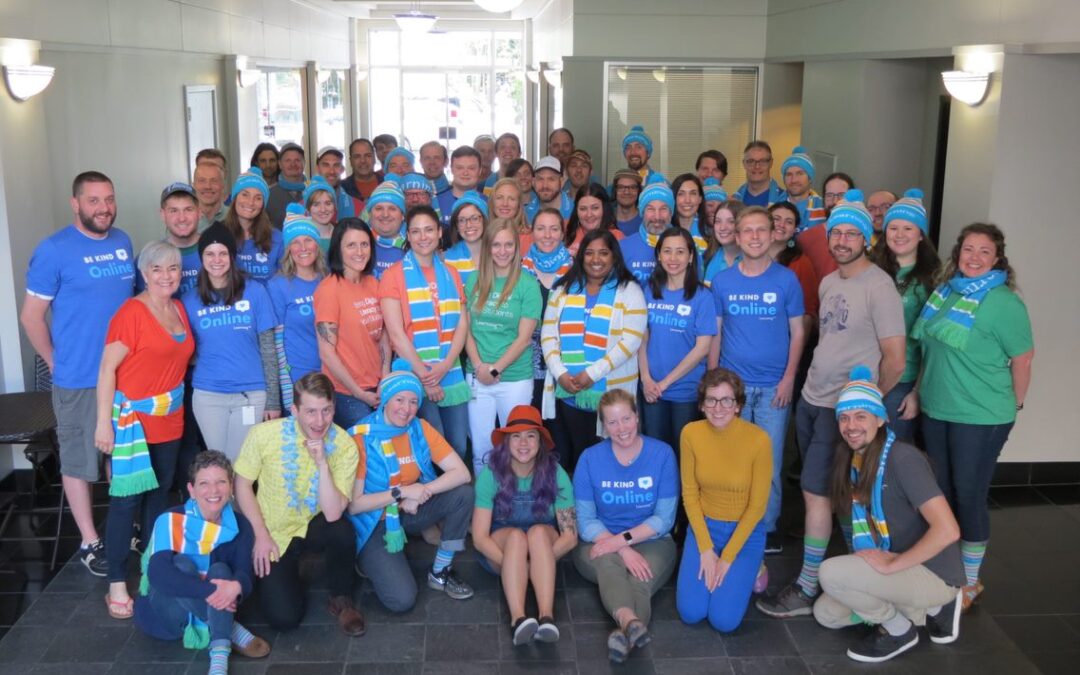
[333,391,373,430]
[147,556,234,643]
[418,399,469,459]
[921,416,1014,542]
[676,519,766,633]
[740,385,791,534]
[642,399,700,452]
[882,380,917,443]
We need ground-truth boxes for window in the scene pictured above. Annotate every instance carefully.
[604,64,759,187]
[317,69,347,151]
[257,69,305,147]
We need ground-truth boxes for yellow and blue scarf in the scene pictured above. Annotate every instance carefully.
[402,250,470,407]
[555,279,618,411]
[110,383,184,497]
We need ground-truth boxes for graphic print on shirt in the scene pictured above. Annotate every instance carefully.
[819,292,849,335]
[82,247,135,279]
[193,299,254,331]
[722,290,781,319]
[598,474,656,507]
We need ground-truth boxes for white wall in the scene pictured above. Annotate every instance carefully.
[531,0,574,66]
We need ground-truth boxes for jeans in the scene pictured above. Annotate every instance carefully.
[192,389,267,461]
[418,399,469,460]
[642,399,700,452]
[333,391,373,430]
[882,380,917,443]
[105,438,181,582]
[467,375,534,475]
[921,416,1014,542]
[355,484,474,613]
[147,556,234,642]
[676,519,765,633]
[740,385,791,534]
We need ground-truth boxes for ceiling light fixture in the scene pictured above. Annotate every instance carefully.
[3,64,54,101]
[394,3,438,33]
[474,0,526,12]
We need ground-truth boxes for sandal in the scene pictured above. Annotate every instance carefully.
[105,593,134,620]
[961,580,984,613]
[607,628,630,664]
[625,619,651,650]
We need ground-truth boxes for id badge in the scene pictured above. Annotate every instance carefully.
[241,405,257,425]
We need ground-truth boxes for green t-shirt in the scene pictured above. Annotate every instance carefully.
[474,464,575,521]
[896,266,930,384]
[918,286,1032,425]
[465,272,543,382]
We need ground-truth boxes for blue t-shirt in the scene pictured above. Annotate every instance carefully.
[617,214,643,237]
[711,261,804,387]
[236,229,284,284]
[373,242,405,280]
[436,189,462,228]
[267,274,322,380]
[619,232,657,287]
[573,436,680,536]
[135,243,201,297]
[25,225,135,388]
[182,282,277,393]
[645,286,718,402]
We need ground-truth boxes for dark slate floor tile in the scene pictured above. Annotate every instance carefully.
[32,665,110,675]
[1061,504,1080,525]
[8,592,80,626]
[38,563,103,594]
[786,620,872,656]
[988,486,1050,508]
[729,656,810,674]
[934,610,1016,654]
[574,658,657,675]
[497,620,577,662]
[268,625,350,663]
[345,663,423,675]
[108,663,190,675]
[265,664,346,675]
[345,623,424,663]
[654,656,734,674]
[649,586,680,622]
[1024,649,1080,675]
[0,591,34,626]
[721,619,799,657]
[646,619,726,659]
[994,615,1080,653]
[571,622,653,664]
[558,560,594,589]
[0,625,56,664]
[115,629,196,663]
[355,588,426,625]
[424,588,500,624]
[497,661,577,675]
[184,660,268,675]
[424,624,501,661]
[39,625,133,663]
[422,661,499,675]
[563,586,610,624]
[66,589,121,626]
[1061,614,1080,636]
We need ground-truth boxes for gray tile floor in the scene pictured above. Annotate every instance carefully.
[2,485,1080,674]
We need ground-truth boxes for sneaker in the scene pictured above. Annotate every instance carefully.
[926,589,962,644]
[764,532,784,555]
[512,617,538,646]
[79,539,108,577]
[535,616,560,643]
[847,624,919,663]
[607,628,630,664]
[624,619,650,649]
[427,565,474,600]
[755,582,817,618]
[753,563,769,594]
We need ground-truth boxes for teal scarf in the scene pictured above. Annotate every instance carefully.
[912,270,1006,350]
[850,430,894,552]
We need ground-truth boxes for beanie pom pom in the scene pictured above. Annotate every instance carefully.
[703,177,720,187]
[630,125,644,132]
[792,145,808,154]
[849,364,874,383]
[904,187,924,200]
[645,172,668,186]
[844,188,865,204]
[285,202,305,218]
[383,172,403,185]
[391,357,412,373]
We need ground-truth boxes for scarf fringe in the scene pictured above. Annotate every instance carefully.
[438,380,472,408]
[110,471,160,498]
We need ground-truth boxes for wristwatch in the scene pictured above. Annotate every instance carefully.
[622,531,633,543]
[489,367,500,378]
[390,486,402,502]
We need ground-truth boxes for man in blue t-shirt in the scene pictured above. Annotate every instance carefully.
[20,171,135,577]
[709,206,805,553]
[436,146,482,229]
[619,182,673,286]
[733,141,786,207]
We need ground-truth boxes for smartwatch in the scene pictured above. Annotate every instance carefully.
[622,531,633,543]
[391,486,402,502]
[489,367,500,378]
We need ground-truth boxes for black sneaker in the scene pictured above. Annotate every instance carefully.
[535,616,560,643]
[78,539,107,577]
[926,589,962,645]
[764,532,784,555]
[755,582,817,618]
[847,624,919,663]
[511,617,538,646]
[427,565,474,600]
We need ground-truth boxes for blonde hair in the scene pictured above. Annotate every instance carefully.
[488,177,530,235]
[279,237,328,279]
[470,218,522,313]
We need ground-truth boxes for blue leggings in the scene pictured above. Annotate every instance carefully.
[147,556,234,643]
[676,518,765,633]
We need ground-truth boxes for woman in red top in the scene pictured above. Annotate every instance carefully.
[94,241,196,619]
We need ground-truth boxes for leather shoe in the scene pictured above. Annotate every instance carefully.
[328,595,366,637]
[234,635,271,659]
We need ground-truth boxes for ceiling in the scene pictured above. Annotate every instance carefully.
[325,1,550,20]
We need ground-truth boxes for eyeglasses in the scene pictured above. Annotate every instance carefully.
[742,158,772,167]
[702,396,737,409]
[824,192,846,201]
[615,184,640,193]
[828,229,864,241]
[867,204,894,214]
[457,214,484,226]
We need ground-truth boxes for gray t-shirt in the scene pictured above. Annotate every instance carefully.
[803,264,904,407]
[873,441,965,588]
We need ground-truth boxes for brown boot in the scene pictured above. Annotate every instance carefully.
[328,595,366,637]
[233,634,271,659]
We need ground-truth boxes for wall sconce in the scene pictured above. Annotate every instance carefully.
[652,69,666,83]
[237,68,260,88]
[541,62,562,89]
[942,70,991,106]
[3,64,54,101]
[525,68,540,85]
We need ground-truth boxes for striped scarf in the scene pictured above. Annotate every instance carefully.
[638,223,662,249]
[555,279,618,410]
[685,216,708,254]
[850,429,895,552]
[402,250,471,407]
[522,242,573,276]
[375,227,407,250]
[348,411,437,552]
[280,419,341,514]
[442,240,477,287]
[912,270,1006,351]
[110,383,184,497]
[139,499,239,649]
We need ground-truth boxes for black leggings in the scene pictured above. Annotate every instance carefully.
[257,513,356,630]
[550,399,599,474]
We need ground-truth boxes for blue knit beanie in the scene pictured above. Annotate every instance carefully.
[302,175,334,205]
[452,190,489,219]
[638,181,674,213]
[622,125,653,156]
[826,189,873,244]
[884,188,928,235]
[835,365,887,420]
[382,147,415,172]
[282,203,320,247]
[402,172,434,194]
[781,146,815,181]
[365,181,406,214]
[231,167,269,204]
[703,177,728,203]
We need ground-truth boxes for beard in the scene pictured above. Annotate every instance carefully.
[79,207,116,234]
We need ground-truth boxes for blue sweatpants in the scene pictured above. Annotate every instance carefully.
[676,518,765,633]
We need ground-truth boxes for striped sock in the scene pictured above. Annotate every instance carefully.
[960,540,987,586]
[208,639,231,675]
[230,622,254,648]
[433,547,455,574]
[796,536,829,597]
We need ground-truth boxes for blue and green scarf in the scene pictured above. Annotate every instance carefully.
[280,419,342,514]
[912,270,1006,351]
[402,250,470,407]
[555,278,618,410]
[523,242,573,277]
[110,383,184,497]
[850,429,895,552]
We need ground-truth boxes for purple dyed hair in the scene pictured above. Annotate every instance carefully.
[489,436,560,522]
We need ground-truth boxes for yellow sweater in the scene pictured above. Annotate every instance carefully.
[679,417,773,562]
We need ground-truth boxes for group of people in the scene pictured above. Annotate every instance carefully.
[18,125,1033,671]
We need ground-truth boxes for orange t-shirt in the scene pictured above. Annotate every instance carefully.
[353,419,453,486]
[377,261,465,337]
[786,254,820,321]
[313,274,385,393]
[568,227,624,256]
[352,176,380,202]
[107,298,195,443]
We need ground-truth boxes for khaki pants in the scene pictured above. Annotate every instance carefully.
[572,537,677,625]
[813,554,959,628]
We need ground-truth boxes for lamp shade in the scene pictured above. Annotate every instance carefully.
[394,10,438,33]
[942,70,991,106]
